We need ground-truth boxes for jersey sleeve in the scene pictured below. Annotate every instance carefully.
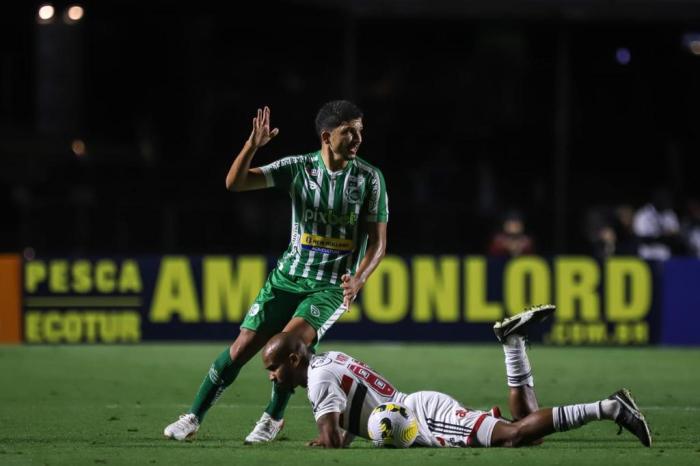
[308,382,347,420]
[257,156,300,190]
[364,168,389,223]
[307,368,348,421]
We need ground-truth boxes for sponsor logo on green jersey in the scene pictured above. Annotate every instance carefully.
[303,208,358,226]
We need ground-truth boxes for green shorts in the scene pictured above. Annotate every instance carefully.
[240,268,346,347]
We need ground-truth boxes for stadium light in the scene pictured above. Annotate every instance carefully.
[683,33,700,56]
[72,139,87,157]
[37,4,54,24]
[615,47,631,65]
[65,5,84,24]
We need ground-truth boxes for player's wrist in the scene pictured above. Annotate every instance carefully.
[244,138,259,153]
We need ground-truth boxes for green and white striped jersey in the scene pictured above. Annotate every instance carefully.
[259,150,389,285]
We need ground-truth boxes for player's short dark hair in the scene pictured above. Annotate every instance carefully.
[315,100,363,136]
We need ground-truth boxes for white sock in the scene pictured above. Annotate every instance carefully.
[599,399,621,420]
[502,335,533,387]
[552,402,602,431]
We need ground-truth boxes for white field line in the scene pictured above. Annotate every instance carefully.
[105,404,310,409]
[104,404,700,411]
[642,406,700,411]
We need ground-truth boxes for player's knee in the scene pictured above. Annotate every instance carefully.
[508,426,526,447]
[492,423,525,447]
[282,318,317,345]
[228,330,256,362]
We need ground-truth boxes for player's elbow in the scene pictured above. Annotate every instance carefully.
[225,178,240,192]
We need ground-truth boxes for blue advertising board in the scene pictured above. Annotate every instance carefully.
[17,254,680,345]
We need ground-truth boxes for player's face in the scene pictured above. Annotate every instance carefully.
[327,118,363,160]
[265,353,303,390]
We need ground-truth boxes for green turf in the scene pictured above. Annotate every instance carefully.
[0,343,698,466]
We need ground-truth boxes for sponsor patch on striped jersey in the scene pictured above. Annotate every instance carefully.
[301,233,354,255]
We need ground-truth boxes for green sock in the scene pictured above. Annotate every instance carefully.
[189,348,242,422]
[264,382,294,420]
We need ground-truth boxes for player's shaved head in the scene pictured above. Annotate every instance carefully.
[262,333,312,389]
[263,332,305,364]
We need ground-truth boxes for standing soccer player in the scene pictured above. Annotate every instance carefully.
[164,101,389,443]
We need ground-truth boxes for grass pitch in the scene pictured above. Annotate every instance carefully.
[0,343,698,466]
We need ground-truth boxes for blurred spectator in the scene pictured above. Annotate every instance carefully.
[633,188,682,260]
[583,205,614,259]
[612,204,639,255]
[681,198,700,258]
[590,224,617,259]
[585,204,639,260]
[488,210,535,257]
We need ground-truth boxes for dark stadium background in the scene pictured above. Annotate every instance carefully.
[2,3,699,464]
[3,0,700,257]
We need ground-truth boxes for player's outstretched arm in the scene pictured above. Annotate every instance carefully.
[225,106,280,192]
[341,222,387,307]
[308,412,345,448]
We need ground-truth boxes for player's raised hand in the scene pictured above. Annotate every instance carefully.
[248,106,279,149]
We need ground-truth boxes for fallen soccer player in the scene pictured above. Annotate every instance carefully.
[260,305,652,448]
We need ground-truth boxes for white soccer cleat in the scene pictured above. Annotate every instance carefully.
[608,388,652,447]
[493,304,556,343]
[244,412,284,444]
[164,413,199,441]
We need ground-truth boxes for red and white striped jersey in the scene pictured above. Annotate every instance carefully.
[306,351,407,439]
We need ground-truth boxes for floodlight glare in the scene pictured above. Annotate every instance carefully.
[615,47,631,65]
[72,139,87,157]
[38,4,55,22]
[682,33,700,56]
[67,5,84,22]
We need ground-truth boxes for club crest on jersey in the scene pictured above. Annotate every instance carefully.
[310,305,321,317]
[345,186,361,203]
[248,303,261,317]
[311,355,332,368]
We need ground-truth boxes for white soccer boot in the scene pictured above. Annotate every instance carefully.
[244,412,285,444]
[164,413,199,441]
[608,388,652,447]
[493,304,556,343]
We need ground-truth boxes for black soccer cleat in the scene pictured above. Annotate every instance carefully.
[493,304,556,343]
[609,388,652,447]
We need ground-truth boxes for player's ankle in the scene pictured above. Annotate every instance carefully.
[599,399,621,420]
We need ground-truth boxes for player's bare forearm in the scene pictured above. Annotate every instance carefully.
[341,222,387,306]
[312,413,345,448]
[225,140,258,191]
[354,222,387,284]
[355,241,385,284]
